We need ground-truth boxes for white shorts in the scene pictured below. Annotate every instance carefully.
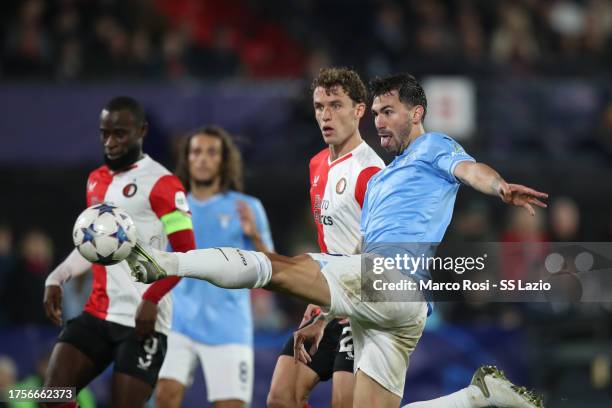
[310,253,428,398]
[158,331,253,403]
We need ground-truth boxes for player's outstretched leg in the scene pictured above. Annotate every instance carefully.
[127,244,332,307]
[402,365,544,408]
[128,243,272,288]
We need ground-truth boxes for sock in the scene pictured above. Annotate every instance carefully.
[402,385,486,408]
[169,247,272,288]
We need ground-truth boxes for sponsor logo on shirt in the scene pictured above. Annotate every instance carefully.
[321,215,334,225]
[314,197,333,225]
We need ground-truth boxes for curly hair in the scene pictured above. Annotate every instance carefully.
[369,73,428,120]
[175,125,244,193]
[310,67,367,105]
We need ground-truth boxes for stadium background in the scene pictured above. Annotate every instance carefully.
[1,0,612,406]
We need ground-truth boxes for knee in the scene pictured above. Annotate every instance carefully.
[155,380,183,408]
[331,392,353,408]
[268,254,311,286]
[266,394,290,408]
[266,389,305,408]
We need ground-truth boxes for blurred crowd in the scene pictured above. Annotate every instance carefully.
[2,0,612,81]
[0,0,304,80]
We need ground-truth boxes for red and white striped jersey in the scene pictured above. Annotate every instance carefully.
[84,155,189,334]
[310,142,384,254]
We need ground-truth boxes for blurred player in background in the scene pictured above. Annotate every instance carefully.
[127,73,547,408]
[43,96,196,408]
[267,67,384,408]
[155,125,274,408]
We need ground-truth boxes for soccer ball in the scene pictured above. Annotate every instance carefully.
[73,203,137,265]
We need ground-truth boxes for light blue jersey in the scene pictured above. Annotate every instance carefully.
[361,132,474,282]
[171,191,274,345]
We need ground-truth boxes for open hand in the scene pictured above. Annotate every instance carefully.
[293,319,325,365]
[499,183,548,216]
[43,285,63,326]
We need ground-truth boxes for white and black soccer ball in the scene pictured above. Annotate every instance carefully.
[72,203,137,265]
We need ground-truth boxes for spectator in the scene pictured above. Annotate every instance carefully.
[549,197,581,242]
[0,224,15,324]
[0,355,17,390]
[6,230,54,324]
[3,0,52,77]
[491,1,540,70]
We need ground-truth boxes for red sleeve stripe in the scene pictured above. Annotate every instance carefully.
[355,166,381,208]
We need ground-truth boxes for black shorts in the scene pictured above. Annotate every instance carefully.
[58,312,167,388]
[281,319,354,381]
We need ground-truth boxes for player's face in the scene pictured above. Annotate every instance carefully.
[313,86,365,147]
[371,91,415,154]
[99,109,145,161]
[188,134,222,184]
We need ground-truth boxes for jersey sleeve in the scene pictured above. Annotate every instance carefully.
[148,174,193,235]
[85,173,93,206]
[251,198,274,251]
[355,166,382,208]
[85,166,112,207]
[431,136,475,183]
[144,175,195,304]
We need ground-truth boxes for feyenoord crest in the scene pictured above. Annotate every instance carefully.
[122,183,138,197]
[336,177,347,195]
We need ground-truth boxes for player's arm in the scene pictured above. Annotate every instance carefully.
[136,175,196,338]
[144,175,196,300]
[237,199,274,252]
[43,248,92,326]
[44,172,100,326]
[454,161,548,216]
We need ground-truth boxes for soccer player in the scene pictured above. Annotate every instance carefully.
[155,125,274,408]
[43,97,196,408]
[267,68,384,408]
[127,74,548,408]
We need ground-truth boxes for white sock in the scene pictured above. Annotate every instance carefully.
[167,247,272,289]
[402,385,486,408]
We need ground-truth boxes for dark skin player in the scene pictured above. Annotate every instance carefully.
[43,107,161,408]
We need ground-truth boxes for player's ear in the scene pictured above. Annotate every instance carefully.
[355,102,366,119]
[140,121,149,139]
[412,106,425,124]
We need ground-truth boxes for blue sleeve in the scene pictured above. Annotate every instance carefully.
[431,136,475,183]
[251,198,275,251]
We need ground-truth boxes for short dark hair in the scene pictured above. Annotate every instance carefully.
[311,67,367,105]
[103,96,146,124]
[369,73,427,120]
[175,125,244,193]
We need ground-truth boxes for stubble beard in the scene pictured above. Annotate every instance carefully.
[104,144,142,171]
